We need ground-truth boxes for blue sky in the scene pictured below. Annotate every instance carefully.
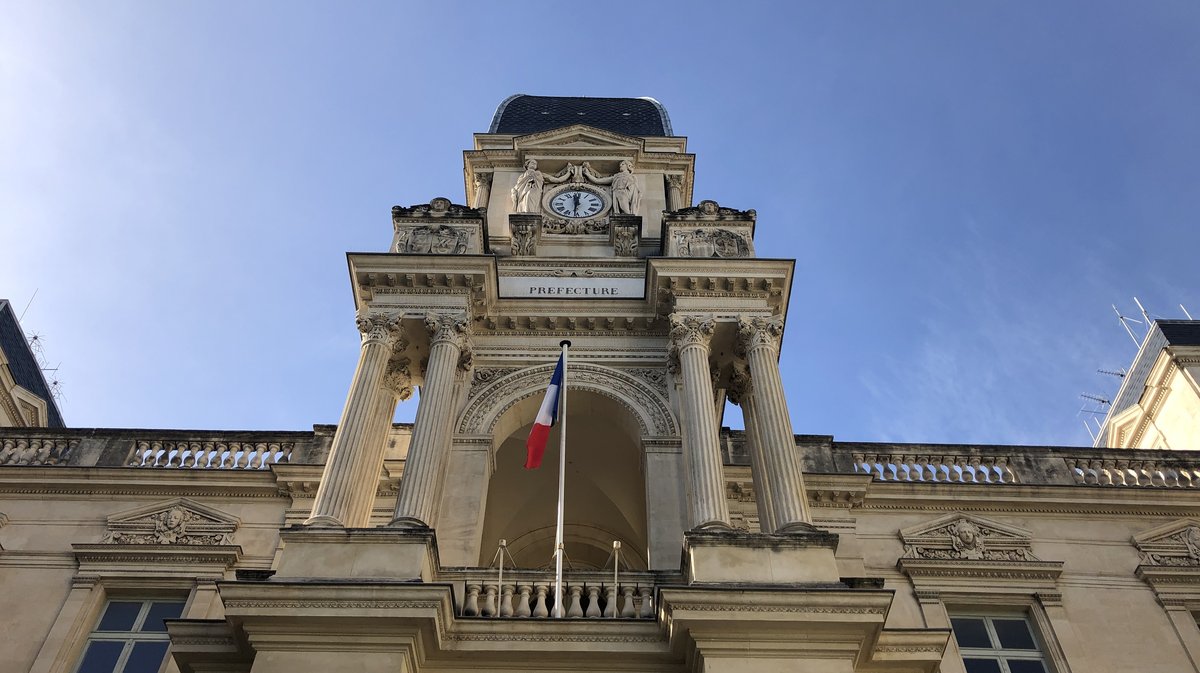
[2,1,1197,446]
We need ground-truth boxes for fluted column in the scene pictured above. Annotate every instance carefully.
[729,362,777,533]
[343,359,413,527]
[472,172,492,209]
[390,312,471,528]
[738,315,814,530]
[306,314,405,527]
[669,313,731,530]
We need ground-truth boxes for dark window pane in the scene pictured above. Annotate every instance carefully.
[952,617,992,648]
[1007,660,1048,673]
[993,618,1037,650]
[140,602,186,632]
[76,641,125,673]
[97,602,141,632]
[123,641,170,673]
[963,658,1003,673]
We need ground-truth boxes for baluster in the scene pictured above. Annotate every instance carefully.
[585,586,602,617]
[620,586,636,617]
[889,455,904,481]
[638,586,653,618]
[499,584,514,617]
[994,457,1011,483]
[929,456,944,482]
[851,453,866,475]
[602,585,617,617]
[464,584,480,616]
[566,585,584,618]
[1149,462,1166,487]
[235,444,253,469]
[481,584,497,617]
[32,440,49,464]
[0,439,14,463]
[532,584,549,618]
[967,457,982,483]
[515,585,532,618]
[255,443,272,469]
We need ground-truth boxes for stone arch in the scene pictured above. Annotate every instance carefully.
[455,362,677,439]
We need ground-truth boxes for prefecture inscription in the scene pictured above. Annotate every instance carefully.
[498,276,644,299]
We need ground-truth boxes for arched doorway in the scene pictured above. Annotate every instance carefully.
[479,390,648,569]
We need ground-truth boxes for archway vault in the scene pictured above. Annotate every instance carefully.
[455,362,678,441]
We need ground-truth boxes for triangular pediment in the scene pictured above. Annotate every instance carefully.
[1134,518,1200,567]
[513,124,644,151]
[101,497,239,546]
[900,513,1038,561]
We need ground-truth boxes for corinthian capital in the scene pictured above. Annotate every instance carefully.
[668,313,715,353]
[736,315,785,354]
[356,313,406,348]
[424,311,470,349]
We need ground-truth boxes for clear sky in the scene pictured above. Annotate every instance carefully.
[2,1,1198,447]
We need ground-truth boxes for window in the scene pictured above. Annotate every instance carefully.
[951,614,1051,673]
[75,600,186,673]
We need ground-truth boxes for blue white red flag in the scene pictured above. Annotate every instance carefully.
[525,354,564,469]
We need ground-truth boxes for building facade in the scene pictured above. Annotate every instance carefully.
[3,95,1200,673]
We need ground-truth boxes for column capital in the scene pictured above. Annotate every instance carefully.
[424,311,470,349]
[736,314,785,355]
[382,357,414,400]
[356,313,406,349]
[668,313,715,352]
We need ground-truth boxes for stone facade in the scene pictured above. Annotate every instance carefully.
[5,96,1200,673]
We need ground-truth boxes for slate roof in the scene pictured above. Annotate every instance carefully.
[489,95,673,137]
[0,300,64,427]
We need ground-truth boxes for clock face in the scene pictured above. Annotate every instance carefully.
[549,190,605,218]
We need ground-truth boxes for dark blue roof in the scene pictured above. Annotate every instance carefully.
[489,95,673,137]
[0,300,64,427]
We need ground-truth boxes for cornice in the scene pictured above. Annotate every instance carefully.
[0,466,285,499]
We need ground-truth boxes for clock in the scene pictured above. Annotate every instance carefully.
[549,189,605,219]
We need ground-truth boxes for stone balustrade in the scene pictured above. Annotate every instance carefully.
[126,440,293,469]
[0,435,77,465]
[5,425,1200,492]
[849,452,1017,484]
[1064,456,1200,488]
[444,569,666,619]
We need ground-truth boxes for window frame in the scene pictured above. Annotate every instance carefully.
[950,611,1054,673]
[74,596,188,673]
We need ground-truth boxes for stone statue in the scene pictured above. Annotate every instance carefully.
[510,159,571,213]
[584,160,641,215]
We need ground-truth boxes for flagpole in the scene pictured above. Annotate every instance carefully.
[552,339,570,618]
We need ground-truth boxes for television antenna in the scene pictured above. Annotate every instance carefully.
[1097,368,1125,379]
[1111,304,1143,347]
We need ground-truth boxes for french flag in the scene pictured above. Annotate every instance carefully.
[524,354,564,469]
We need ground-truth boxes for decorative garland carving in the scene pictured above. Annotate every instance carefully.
[101,500,237,546]
[626,368,668,394]
[393,225,472,255]
[900,514,1039,561]
[1135,521,1200,566]
[672,229,750,258]
[456,362,677,436]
